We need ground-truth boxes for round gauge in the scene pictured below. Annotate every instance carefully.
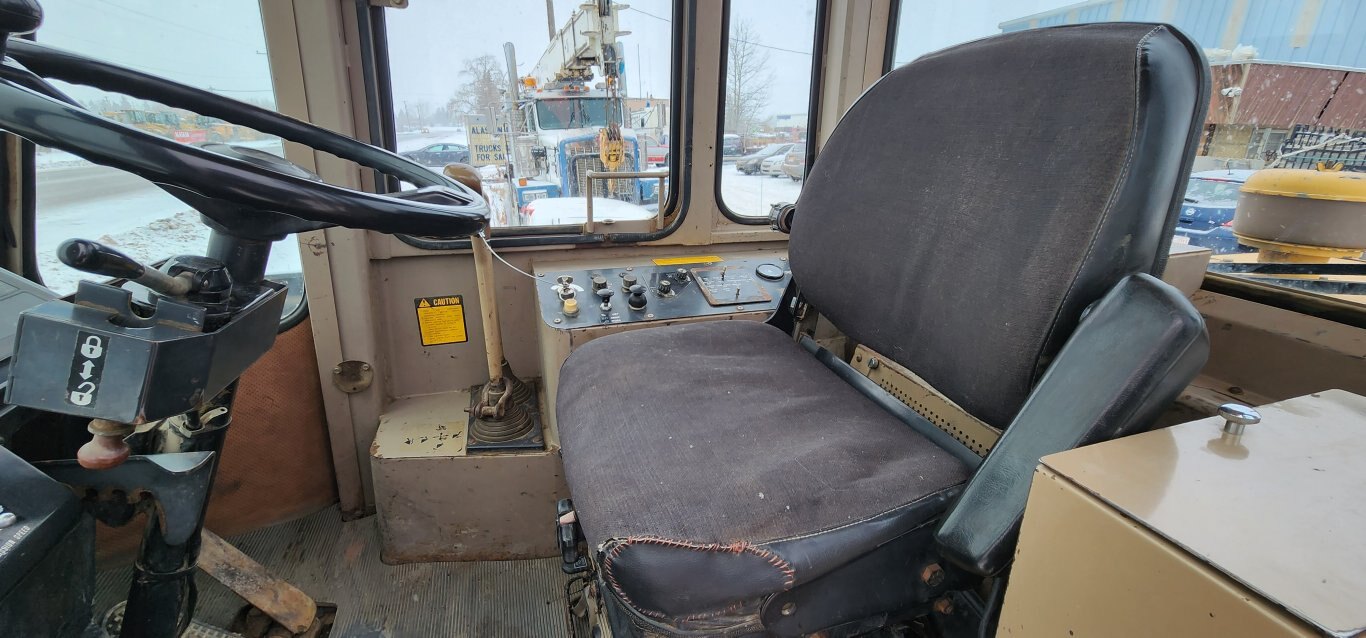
[755,263,786,281]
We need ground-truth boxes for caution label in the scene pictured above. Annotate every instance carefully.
[414,295,468,346]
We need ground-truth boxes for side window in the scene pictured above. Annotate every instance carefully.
[384,0,676,231]
[891,1,1366,308]
[32,0,305,318]
[719,0,819,219]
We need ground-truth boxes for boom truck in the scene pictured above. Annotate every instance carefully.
[502,0,658,220]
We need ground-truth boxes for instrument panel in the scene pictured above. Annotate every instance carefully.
[534,257,791,329]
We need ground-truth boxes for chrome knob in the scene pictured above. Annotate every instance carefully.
[1218,403,1260,436]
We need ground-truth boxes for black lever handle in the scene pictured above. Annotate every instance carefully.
[58,238,192,296]
[59,238,146,279]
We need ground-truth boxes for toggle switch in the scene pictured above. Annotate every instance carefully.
[596,287,614,311]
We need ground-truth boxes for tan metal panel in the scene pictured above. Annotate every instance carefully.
[1039,390,1366,637]
[1001,467,1315,637]
[371,390,569,562]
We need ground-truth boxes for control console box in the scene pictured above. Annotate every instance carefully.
[533,255,791,329]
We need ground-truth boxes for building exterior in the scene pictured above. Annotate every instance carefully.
[1002,1,1365,168]
[1001,0,1366,69]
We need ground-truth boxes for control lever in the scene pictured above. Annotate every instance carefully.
[59,239,193,297]
[596,287,614,311]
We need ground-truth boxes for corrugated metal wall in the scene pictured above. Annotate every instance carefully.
[1000,0,1366,69]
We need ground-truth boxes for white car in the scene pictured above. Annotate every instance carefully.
[761,154,785,177]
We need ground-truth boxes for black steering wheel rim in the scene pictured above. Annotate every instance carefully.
[0,38,488,239]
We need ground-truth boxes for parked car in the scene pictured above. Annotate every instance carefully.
[641,134,669,166]
[734,143,794,175]
[722,134,743,157]
[1174,169,1258,254]
[761,154,786,177]
[781,143,806,181]
[401,142,469,167]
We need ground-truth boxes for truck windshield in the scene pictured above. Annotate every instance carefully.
[536,98,618,130]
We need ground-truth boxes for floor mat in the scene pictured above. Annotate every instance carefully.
[95,506,572,637]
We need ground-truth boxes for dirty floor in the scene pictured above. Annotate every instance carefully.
[95,506,573,637]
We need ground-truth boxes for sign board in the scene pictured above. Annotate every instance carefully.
[414,295,468,346]
[466,114,509,167]
[174,130,208,144]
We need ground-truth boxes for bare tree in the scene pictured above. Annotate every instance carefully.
[449,55,507,122]
[725,20,773,147]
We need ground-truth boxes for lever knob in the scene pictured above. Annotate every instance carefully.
[1218,403,1260,436]
[627,284,648,310]
[622,273,638,290]
[58,238,193,296]
[657,278,672,295]
[59,239,146,280]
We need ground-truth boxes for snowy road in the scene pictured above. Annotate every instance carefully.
[33,127,798,293]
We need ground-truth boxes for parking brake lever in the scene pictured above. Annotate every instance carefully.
[59,238,193,297]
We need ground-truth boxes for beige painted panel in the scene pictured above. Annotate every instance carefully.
[1001,467,1314,637]
[1192,290,1366,401]
[1040,390,1366,636]
[371,390,568,562]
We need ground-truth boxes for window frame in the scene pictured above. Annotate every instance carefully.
[714,0,829,225]
[363,0,691,250]
[14,16,310,330]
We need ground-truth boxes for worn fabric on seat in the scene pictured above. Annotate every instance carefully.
[558,320,968,625]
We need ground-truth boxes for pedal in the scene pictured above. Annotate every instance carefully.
[557,498,589,574]
[99,601,246,638]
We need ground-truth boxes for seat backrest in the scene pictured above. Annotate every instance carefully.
[789,23,1208,430]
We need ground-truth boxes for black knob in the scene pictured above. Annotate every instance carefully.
[657,278,672,295]
[627,284,648,310]
[596,287,614,308]
[0,0,43,39]
[591,275,608,290]
[622,273,638,290]
[59,239,147,280]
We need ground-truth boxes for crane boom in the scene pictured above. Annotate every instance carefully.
[531,1,631,88]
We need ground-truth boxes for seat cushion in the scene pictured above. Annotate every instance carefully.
[558,320,969,625]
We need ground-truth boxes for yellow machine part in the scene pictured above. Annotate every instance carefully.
[1240,168,1366,203]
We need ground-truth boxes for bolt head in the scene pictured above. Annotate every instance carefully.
[332,367,342,374]
[921,563,945,587]
[1217,403,1261,426]
[933,597,954,615]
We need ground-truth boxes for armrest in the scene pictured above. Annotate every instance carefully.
[934,273,1208,577]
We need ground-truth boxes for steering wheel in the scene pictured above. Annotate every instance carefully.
[0,1,487,240]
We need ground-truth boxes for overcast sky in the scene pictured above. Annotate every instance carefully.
[38,0,273,101]
[33,0,1081,117]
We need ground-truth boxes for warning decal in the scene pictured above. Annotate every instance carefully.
[414,295,468,346]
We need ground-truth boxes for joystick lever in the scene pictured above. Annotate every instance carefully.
[59,239,194,297]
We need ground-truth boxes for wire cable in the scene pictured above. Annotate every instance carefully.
[475,232,541,281]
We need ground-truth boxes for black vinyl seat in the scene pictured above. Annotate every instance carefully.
[558,22,1212,637]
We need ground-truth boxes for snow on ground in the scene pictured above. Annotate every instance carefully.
[718,169,804,218]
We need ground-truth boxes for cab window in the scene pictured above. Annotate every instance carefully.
[891,0,1366,308]
[718,0,819,220]
[30,0,304,318]
[382,0,676,232]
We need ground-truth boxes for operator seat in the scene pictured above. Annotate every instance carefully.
[557,23,1211,636]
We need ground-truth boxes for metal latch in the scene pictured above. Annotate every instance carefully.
[557,498,589,574]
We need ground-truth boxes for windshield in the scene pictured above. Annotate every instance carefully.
[1185,178,1243,204]
[535,98,619,130]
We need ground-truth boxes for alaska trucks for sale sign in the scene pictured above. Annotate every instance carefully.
[466,114,508,167]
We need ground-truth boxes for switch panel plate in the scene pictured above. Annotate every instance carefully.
[534,257,790,329]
